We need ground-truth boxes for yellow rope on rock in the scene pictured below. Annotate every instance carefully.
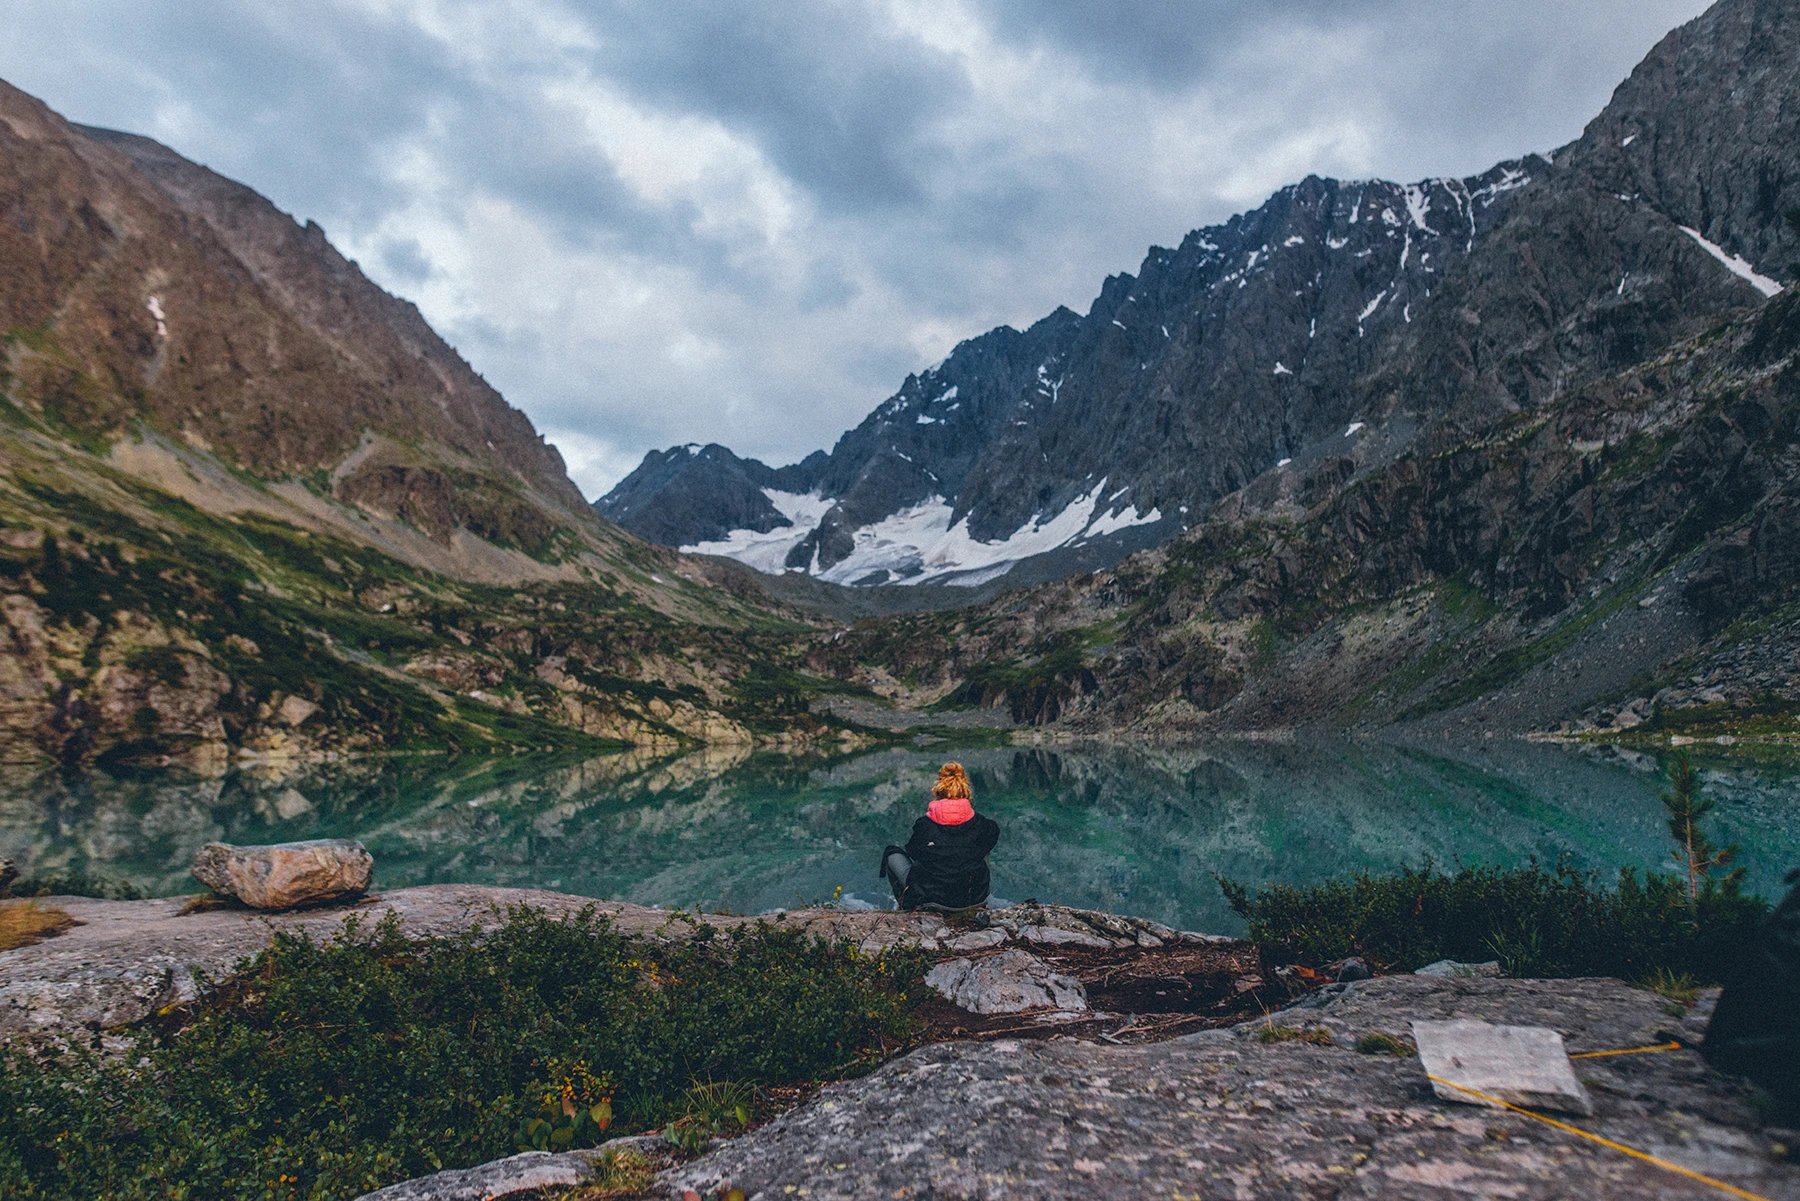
[1425,1073,1773,1201]
[1569,1039,1685,1059]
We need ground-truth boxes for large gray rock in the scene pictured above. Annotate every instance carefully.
[666,975,1796,1201]
[190,839,373,909]
[1413,1018,1594,1117]
[924,949,1087,1015]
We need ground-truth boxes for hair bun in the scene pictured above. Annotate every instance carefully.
[933,762,972,800]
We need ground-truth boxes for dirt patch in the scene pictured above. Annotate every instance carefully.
[0,899,77,951]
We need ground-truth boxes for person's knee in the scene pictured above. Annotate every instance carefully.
[884,852,911,885]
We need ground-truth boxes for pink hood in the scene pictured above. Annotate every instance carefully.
[926,796,974,826]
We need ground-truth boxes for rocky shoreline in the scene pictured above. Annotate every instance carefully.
[0,885,1236,1047]
[2,885,1795,1199]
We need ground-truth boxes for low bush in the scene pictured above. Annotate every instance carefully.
[0,907,925,1201]
[1220,858,1769,980]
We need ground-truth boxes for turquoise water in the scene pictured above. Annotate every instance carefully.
[2,740,1795,934]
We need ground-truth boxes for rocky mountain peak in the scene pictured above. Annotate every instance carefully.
[600,0,1791,597]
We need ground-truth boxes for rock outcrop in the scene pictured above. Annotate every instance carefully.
[190,839,374,909]
[667,976,1798,1201]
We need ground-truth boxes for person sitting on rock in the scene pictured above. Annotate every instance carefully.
[879,762,1000,912]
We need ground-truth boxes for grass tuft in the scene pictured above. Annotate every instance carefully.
[1354,1032,1414,1057]
[0,901,76,951]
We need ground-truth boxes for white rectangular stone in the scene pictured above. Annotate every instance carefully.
[1412,1019,1593,1117]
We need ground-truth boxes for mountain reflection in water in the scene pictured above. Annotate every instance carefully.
[3,741,1795,935]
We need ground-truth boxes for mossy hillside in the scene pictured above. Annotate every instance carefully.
[0,419,875,763]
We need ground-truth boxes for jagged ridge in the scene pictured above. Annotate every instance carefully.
[603,0,1795,593]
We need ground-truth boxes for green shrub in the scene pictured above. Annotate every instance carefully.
[0,907,924,1201]
[1219,858,1768,980]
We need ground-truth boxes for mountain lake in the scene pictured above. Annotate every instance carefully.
[3,740,1796,935]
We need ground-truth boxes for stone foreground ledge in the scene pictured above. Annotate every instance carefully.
[667,975,1797,1201]
[0,884,1212,1043]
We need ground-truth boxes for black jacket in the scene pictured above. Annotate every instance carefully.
[888,812,1000,910]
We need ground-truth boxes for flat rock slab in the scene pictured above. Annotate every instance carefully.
[666,976,1798,1201]
[191,838,373,909]
[925,949,1087,1014]
[1413,1018,1594,1116]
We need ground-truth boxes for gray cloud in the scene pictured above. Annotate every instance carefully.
[0,0,1714,498]
[591,0,971,211]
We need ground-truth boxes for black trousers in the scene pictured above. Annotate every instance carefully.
[883,851,913,905]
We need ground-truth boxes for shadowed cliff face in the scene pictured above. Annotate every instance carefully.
[598,0,1797,593]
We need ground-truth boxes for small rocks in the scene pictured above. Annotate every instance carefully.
[944,928,1007,952]
[191,839,373,910]
[1415,959,1502,979]
[1015,924,1114,949]
[275,695,320,727]
[1412,1018,1593,1116]
[925,949,1088,1015]
[1336,957,1372,983]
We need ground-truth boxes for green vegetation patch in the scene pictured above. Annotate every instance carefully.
[1255,1023,1334,1047]
[1220,858,1767,981]
[1354,1032,1414,1057]
[937,630,1093,719]
[0,907,926,1201]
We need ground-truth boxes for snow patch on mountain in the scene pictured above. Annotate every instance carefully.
[1679,227,1783,297]
[683,478,1164,587]
[680,489,832,573]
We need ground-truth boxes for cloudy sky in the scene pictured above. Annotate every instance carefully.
[1,0,1710,497]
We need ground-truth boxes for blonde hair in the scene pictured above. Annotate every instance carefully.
[932,762,972,800]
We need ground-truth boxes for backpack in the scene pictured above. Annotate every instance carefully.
[1702,869,1800,1104]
